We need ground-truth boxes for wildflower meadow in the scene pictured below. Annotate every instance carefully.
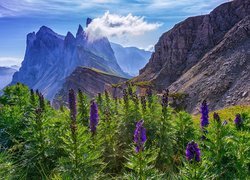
[0,83,249,179]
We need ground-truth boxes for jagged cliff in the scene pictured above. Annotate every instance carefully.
[169,16,250,113]
[134,0,250,112]
[11,21,128,99]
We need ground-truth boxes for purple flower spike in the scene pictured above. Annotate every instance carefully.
[213,112,221,123]
[200,100,209,128]
[161,89,169,108]
[134,120,147,153]
[234,114,242,128]
[185,141,201,162]
[222,120,228,126]
[68,89,77,122]
[90,101,99,134]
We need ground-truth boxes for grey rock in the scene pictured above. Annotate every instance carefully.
[11,21,129,100]
[134,0,250,112]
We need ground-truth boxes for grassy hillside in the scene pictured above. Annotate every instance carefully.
[193,105,250,126]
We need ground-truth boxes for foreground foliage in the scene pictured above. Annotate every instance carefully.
[0,83,249,179]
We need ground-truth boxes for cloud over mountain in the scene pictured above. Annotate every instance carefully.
[85,11,162,41]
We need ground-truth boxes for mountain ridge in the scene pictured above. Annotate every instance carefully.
[134,0,250,112]
[11,22,129,100]
[53,66,128,107]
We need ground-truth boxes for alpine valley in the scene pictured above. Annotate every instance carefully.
[6,0,250,113]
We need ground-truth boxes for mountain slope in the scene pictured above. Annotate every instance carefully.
[169,16,250,113]
[11,23,128,100]
[135,0,250,90]
[53,67,128,107]
[133,0,250,112]
[111,43,151,76]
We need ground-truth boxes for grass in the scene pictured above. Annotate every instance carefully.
[193,105,250,126]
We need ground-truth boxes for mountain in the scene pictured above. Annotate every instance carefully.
[134,0,250,112]
[110,43,151,76]
[0,67,17,90]
[53,67,128,107]
[11,20,128,100]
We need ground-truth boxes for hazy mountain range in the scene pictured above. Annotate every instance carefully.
[0,66,18,90]
[110,43,151,76]
[9,19,151,99]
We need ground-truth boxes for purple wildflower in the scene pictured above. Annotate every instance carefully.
[162,89,169,108]
[35,89,39,96]
[38,93,45,111]
[132,93,139,105]
[200,100,209,128]
[90,101,99,134]
[234,114,242,128]
[146,88,152,98]
[185,141,201,162]
[68,89,77,122]
[140,96,147,111]
[128,85,133,97]
[134,120,147,153]
[222,120,228,126]
[123,89,129,105]
[146,88,153,108]
[213,112,221,123]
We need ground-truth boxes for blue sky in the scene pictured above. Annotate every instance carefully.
[0,0,227,66]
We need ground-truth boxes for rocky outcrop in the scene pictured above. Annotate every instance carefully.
[11,20,128,100]
[169,16,250,113]
[136,0,250,90]
[53,67,128,106]
[134,0,250,112]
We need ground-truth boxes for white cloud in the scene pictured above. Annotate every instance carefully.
[0,57,21,67]
[145,45,155,52]
[92,0,117,3]
[85,11,162,41]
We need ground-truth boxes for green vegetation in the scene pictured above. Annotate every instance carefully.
[0,83,249,179]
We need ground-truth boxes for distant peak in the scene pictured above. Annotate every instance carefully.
[27,32,36,46]
[65,31,75,45]
[38,26,54,34]
[66,31,75,39]
[86,17,92,27]
[76,24,83,36]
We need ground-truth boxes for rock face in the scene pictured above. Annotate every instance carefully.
[111,43,151,76]
[53,67,128,106]
[0,67,18,90]
[135,0,250,112]
[169,16,250,113]
[11,21,128,100]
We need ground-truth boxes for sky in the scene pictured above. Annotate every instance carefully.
[0,0,228,66]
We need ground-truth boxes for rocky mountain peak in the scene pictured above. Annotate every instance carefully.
[26,32,36,47]
[64,31,76,47]
[133,0,250,112]
[86,17,92,27]
[11,23,129,100]
[76,24,84,36]
[37,26,57,36]
[137,0,250,89]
